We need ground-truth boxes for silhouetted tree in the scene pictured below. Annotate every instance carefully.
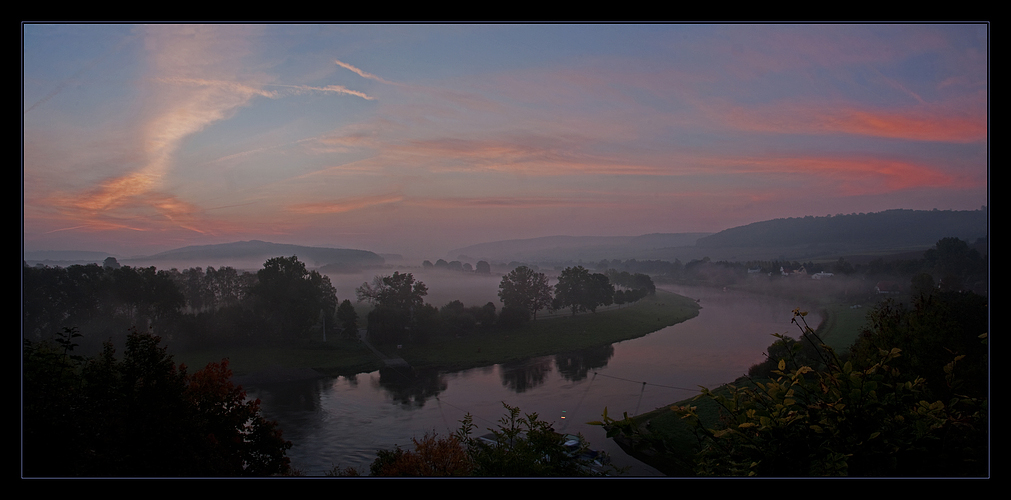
[336,299,359,339]
[250,256,337,340]
[554,266,614,316]
[475,302,497,327]
[357,272,428,312]
[498,266,552,322]
[357,272,429,344]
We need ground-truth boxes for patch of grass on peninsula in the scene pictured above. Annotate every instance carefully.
[400,290,701,370]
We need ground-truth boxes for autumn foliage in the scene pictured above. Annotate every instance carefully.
[369,433,474,477]
[369,403,611,477]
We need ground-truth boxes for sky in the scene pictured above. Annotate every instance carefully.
[23,23,988,260]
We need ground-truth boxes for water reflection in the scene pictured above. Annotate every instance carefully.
[262,379,325,412]
[373,367,447,408]
[499,357,554,393]
[248,286,813,475]
[555,345,615,382]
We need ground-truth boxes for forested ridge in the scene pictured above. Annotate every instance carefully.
[696,208,987,249]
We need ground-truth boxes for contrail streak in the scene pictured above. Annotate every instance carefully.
[335,59,397,85]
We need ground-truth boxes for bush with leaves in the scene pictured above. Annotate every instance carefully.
[368,433,474,477]
[369,403,614,477]
[459,403,608,477]
[849,291,988,400]
[597,308,987,477]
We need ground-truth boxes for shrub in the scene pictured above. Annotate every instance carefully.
[597,308,988,477]
[370,403,613,476]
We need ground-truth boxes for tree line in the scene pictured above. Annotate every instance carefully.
[23,253,658,354]
[421,258,492,274]
[355,265,656,345]
[23,255,342,350]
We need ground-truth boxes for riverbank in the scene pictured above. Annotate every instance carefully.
[171,339,382,381]
[399,290,701,371]
[606,292,879,476]
[172,290,701,382]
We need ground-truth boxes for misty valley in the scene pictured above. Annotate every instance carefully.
[24,23,989,478]
[22,209,988,477]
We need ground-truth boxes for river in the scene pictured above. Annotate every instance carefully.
[245,285,812,476]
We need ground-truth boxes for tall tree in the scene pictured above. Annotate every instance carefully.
[356,272,429,344]
[336,299,359,339]
[553,266,614,316]
[924,237,985,291]
[356,272,428,312]
[250,256,337,340]
[498,266,553,321]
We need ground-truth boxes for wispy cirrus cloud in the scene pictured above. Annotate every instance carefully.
[335,59,397,85]
[157,77,376,100]
[44,187,223,236]
[412,196,613,209]
[47,27,380,237]
[34,29,262,240]
[153,76,278,98]
[387,136,668,177]
[267,83,375,100]
[23,25,986,256]
[286,193,404,215]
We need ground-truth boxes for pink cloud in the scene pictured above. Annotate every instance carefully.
[715,155,973,196]
[722,102,986,143]
[286,193,404,215]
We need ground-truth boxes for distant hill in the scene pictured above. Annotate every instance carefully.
[448,233,712,263]
[131,240,384,270]
[696,209,988,252]
[445,209,989,266]
[23,250,120,267]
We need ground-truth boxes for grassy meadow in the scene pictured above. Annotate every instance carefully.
[399,290,701,370]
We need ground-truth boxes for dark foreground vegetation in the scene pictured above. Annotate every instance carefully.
[333,403,619,477]
[22,251,682,476]
[22,235,986,476]
[597,287,988,477]
[23,328,292,477]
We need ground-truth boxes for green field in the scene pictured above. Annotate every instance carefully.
[169,290,701,378]
[813,302,872,352]
[399,291,701,370]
